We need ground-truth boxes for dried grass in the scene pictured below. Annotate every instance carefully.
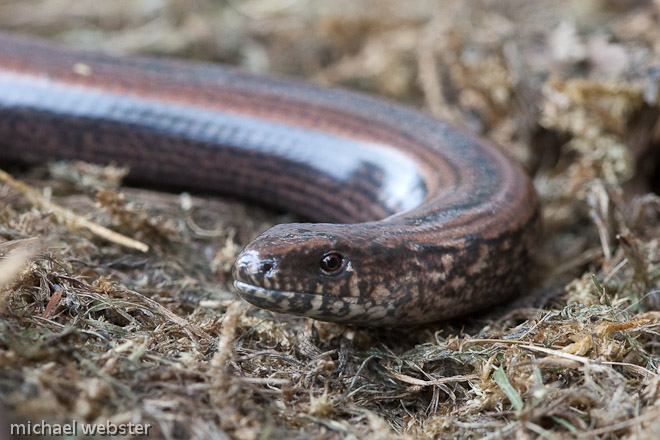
[1,0,660,438]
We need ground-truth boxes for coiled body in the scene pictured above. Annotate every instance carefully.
[0,33,539,326]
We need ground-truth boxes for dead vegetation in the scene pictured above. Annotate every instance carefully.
[1,0,660,438]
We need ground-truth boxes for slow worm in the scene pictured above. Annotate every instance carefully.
[0,33,539,326]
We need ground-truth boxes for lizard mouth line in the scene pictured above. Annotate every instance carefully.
[233,281,391,325]
[233,280,358,305]
[234,280,357,300]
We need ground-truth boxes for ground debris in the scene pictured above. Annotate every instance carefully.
[2,0,660,438]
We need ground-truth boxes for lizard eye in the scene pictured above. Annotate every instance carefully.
[320,252,345,274]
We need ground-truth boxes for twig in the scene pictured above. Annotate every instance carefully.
[0,168,149,252]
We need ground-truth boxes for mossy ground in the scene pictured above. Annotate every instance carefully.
[1,1,660,438]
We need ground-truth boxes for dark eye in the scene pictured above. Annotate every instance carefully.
[320,252,345,274]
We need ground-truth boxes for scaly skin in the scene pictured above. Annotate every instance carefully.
[0,33,539,326]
